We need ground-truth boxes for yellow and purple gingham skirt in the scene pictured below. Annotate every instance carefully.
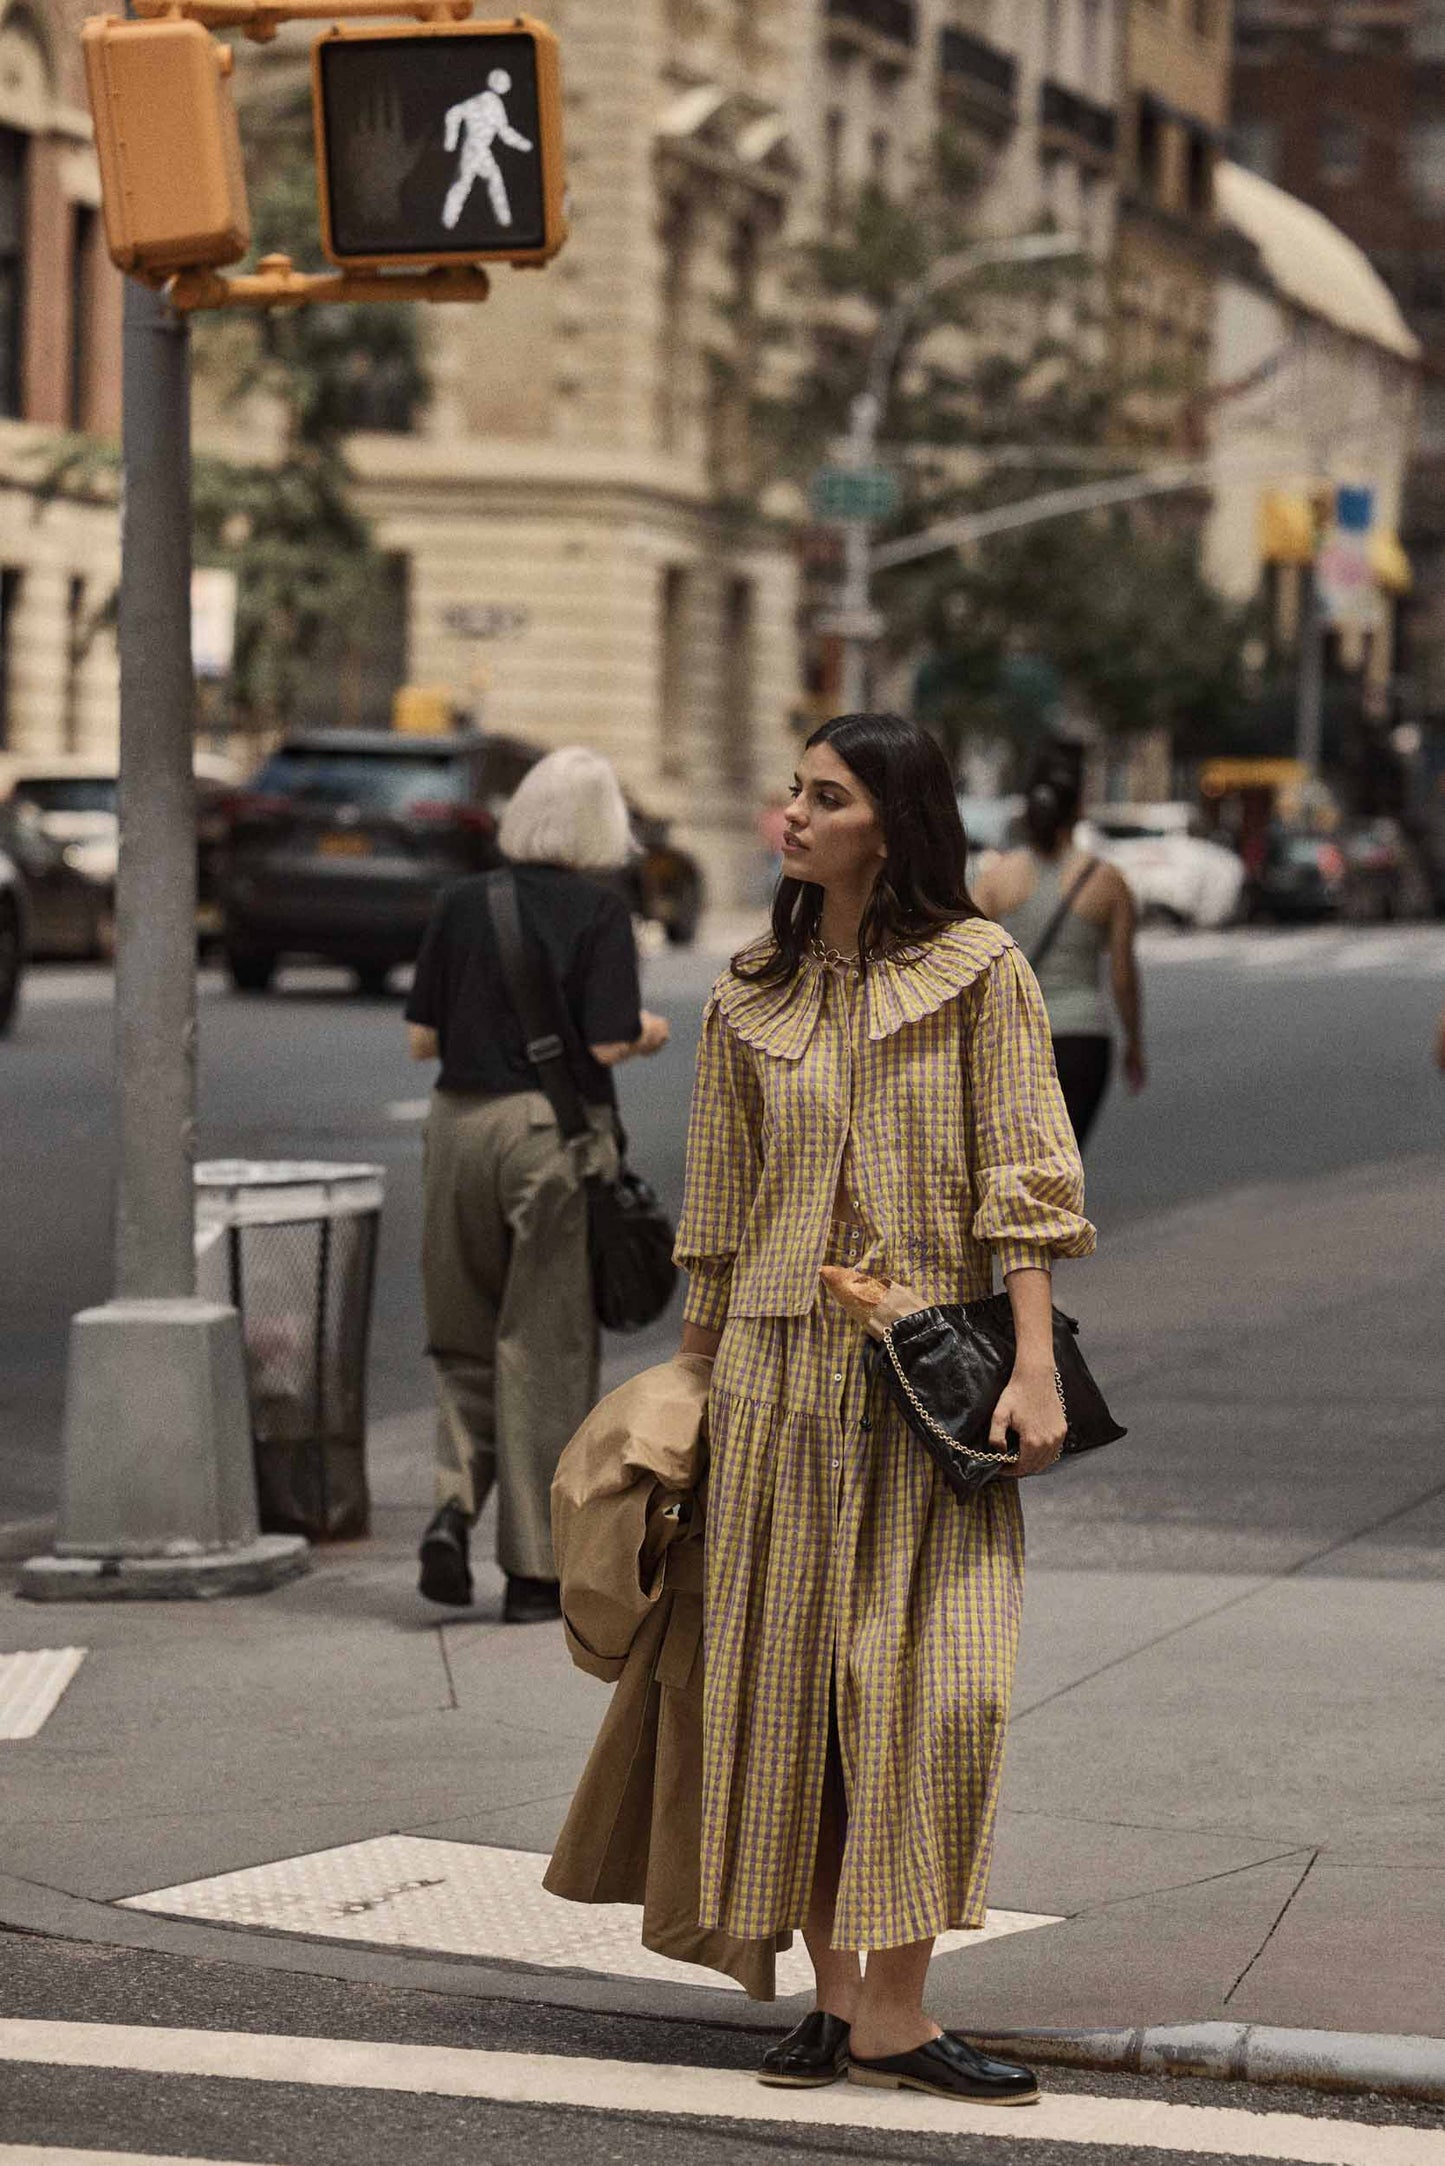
[699,1220,1025,1954]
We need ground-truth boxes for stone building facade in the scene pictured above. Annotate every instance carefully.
[0,0,121,759]
[1230,0,1445,716]
[1114,0,1235,443]
[1207,158,1419,684]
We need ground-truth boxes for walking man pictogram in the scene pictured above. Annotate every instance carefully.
[441,69,533,231]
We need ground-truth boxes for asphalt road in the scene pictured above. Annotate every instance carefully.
[2,921,1444,1526]
[3,1930,1444,2166]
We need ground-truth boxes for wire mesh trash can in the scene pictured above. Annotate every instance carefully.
[195,1161,384,1541]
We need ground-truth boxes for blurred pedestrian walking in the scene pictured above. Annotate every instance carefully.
[973,747,1145,1149]
[673,713,1094,2102]
[405,746,670,1622]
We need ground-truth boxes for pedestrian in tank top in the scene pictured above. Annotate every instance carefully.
[973,747,1146,1148]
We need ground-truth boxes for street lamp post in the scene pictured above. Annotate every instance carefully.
[830,232,1084,710]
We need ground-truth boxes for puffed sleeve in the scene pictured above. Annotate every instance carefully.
[966,943,1095,1277]
[672,995,765,1330]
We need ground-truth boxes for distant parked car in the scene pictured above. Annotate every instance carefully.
[957,794,1024,862]
[219,728,708,995]
[1079,802,1245,929]
[219,730,505,994]
[0,757,119,959]
[621,800,705,946]
[0,752,242,960]
[0,843,27,1033]
[1245,828,1347,923]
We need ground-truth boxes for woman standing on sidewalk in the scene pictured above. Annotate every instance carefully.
[405,747,670,1624]
[972,748,1145,1149]
[674,713,1094,2106]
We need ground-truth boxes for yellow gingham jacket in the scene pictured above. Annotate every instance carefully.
[674,919,1094,1329]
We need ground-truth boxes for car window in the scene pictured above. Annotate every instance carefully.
[252,751,465,813]
[12,778,118,814]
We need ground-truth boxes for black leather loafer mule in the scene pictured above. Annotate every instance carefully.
[847,2031,1038,2105]
[757,2010,851,2088]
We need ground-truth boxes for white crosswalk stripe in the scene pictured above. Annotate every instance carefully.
[0,1649,86,1740]
[0,2020,1437,2165]
[0,2151,266,2166]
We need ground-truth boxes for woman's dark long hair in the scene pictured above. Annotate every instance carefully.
[735,713,979,986]
[1022,744,1084,856]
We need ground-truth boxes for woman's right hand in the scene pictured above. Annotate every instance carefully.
[635,1010,671,1057]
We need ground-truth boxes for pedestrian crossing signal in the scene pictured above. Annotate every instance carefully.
[312,17,566,271]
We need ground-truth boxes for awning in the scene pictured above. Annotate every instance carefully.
[1369,528,1412,593]
[1259,491,1316,566]
[1200,758,1307,796]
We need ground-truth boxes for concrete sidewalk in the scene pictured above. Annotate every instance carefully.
[2,1147,1443,2052]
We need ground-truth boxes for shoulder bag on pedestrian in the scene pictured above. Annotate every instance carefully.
[485,870,678,1334]
[1027,856,1100,972]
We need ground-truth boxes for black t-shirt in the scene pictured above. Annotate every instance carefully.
[405,863,643,1103]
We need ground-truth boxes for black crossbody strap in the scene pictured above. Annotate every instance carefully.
[1028,856,1100,973]
[484,870,590,1141]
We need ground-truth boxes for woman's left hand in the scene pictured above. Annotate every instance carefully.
[990,1361,1066,1477]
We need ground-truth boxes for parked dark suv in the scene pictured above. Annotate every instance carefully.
[220,731,503,993]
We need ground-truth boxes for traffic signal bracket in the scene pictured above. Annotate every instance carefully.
[133,0,481,44]
[168,252,493,312]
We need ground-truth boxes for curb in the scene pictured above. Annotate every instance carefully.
[4,1868,1444,2106]
[0,1517,55,1565]
[976,2022,1445,2105]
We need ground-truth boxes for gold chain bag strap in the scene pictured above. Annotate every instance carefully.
[871,1294,1125,1503]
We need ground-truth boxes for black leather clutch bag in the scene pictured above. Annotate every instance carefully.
[871,1294,1126,1502]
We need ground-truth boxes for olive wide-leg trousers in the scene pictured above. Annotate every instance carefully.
[422,1087,615,1581]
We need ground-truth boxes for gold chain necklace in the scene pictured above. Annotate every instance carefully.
[808,932,861,976]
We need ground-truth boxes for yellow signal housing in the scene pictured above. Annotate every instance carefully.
[392,685,455,735]
[312,17,566,271]
[83,17,250,277]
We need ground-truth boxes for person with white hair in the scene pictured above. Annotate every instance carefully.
[405,746,671,1623]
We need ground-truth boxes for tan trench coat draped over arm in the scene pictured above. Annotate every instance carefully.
[544,1355,789,1998]
[672,919,1095,1321]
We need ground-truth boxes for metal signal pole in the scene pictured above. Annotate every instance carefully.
[21,270,307,1599]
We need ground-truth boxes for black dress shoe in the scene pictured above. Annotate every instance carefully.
[503,1573,562,1624]
[757,2010,851,2088]
[848,2031,1038,2106]
[418,1504,473,1608]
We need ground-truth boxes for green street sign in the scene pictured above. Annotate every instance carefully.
[809,465,899,523]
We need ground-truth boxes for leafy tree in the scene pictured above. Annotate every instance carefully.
[190,83,428,735]
[760,131,1252,772]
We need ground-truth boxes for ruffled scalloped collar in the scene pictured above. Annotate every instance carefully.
[710,919,1014,1060]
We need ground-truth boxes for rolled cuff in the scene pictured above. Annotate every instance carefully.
[996,1240,1057,1280]
[681,1257,734,1332]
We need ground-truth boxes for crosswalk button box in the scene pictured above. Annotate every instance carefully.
[82,17,250,277]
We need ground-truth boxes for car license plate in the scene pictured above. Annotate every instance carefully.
[318,831,371,857]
